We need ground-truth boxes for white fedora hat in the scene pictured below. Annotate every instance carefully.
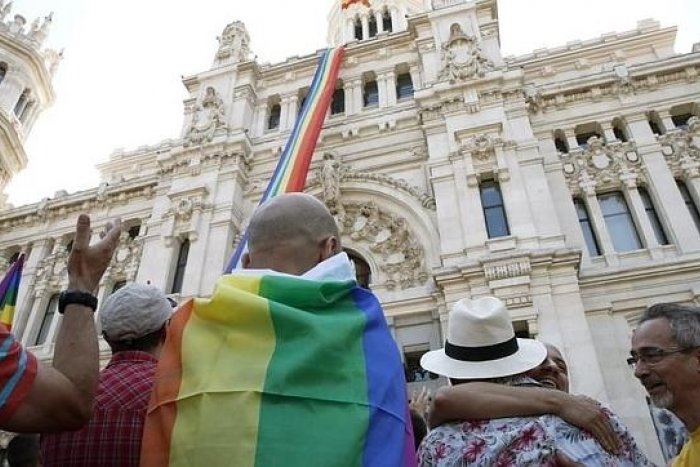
[421,297,546,379]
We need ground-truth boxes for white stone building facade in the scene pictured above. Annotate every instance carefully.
[1,0,700,462]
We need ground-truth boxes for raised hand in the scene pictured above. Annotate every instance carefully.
[67,215,122,294]
[410,386,432,418]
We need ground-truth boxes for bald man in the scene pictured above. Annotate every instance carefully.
[242,193,342,275]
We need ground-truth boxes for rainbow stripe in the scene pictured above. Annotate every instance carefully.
[225,46,345,272]
[0,254,24,330]
[342,0,371,9]
[141,273,415,467]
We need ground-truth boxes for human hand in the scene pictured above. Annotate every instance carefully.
[67,215,122,294]
[555,450,583,466]
[410,387,431,418]
[557,394,621,454]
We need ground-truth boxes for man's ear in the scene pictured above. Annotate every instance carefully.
[319,236,339,261]
[242,252,252,269]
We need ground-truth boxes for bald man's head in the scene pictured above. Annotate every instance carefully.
[243,193,342,275]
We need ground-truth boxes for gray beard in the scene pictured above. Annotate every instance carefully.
[650,390,674,409]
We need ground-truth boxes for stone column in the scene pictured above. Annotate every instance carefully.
[409,65,422,91]
[601,122,617,142]
[564,129,579,151]
[385,71,397,106]
[278,96,290,131]
[583,190,618,266]
[390,8,400,33]
[286,95,299,130]
[499,148,537,240]
[361,15,369,40]
[254,103,267,137]
[377,73,388,108]
[343,81,355,115]
[375,11,384,34]
[352,79,363,113]
[623,183,662,256]
[657,110,676,133]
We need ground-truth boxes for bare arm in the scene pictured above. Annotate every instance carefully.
[5,215,121,432]
[430,383,621,454]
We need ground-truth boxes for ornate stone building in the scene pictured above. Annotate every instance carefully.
[1,0,699,462]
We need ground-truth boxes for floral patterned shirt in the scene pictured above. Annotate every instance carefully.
[418,378,654,466]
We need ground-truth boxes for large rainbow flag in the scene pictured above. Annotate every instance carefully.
[141,272,416,467]
[0,254,24,330]
[225,46,345,272]
[342,0,371,8]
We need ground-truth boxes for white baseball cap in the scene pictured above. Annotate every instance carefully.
[100,283,173,341]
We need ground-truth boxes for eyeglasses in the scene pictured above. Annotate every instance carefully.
[627,347,692,368]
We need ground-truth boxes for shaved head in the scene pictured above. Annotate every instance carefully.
[244,193,341,275]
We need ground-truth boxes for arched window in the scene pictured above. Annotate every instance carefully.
[639,188,669,245]
[0,62,7,85]
[573,198,601,256]
[396,73,414,100]
[13,89,30,117]
[575,123,603,148]
[677,180,700,233]
[128,224,141,240]
[598,192,641,252]
[267,104,281,130]
[553,130,569,154]
[480,180,510,238]
[368,14,378,37]
[363,78,378,107]
[35,294,59,346]
[346,250,371,289]
[170,239,190,294]
[382,9,393,32]
[331,87,345,115]
[354,17,362,40]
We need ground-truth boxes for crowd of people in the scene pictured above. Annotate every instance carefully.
[0,193,698,466]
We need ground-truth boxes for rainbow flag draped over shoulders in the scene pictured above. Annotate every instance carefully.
[141,271,415,467]
[0,254,24,330]
[225,46,345,272]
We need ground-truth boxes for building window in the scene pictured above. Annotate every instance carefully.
[480,180,510,238]
[368,14,377,37]
[354,17,362,40]
[396,73,414,100]
[298,92,308,115]
[35,294,59,346]
[267,104,281,130]
[671,113,693,130]
[111,280,127,294]
[346,250,371,288]
[363,80,378,107]
[639,188,669,245]
[573,198,601,256]
[65,240,73,252]
[612,120,629,142]
[0,62,6,85]
[554,130,568,153]
[170,239,190,294]
[331,87,345,115]
[648,111,664,135]
[382,10,393,32]
[128,224,141,240]
[598,192,641,252]
[677,180,700,232]
[13,89,30,118]
[8,251,20,265]
[576,131,602,147]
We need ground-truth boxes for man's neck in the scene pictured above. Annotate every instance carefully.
[674,393,700,432]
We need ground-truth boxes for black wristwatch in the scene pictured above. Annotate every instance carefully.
[58,290,98,314]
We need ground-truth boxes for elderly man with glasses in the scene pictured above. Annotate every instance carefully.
[630,303,700,467]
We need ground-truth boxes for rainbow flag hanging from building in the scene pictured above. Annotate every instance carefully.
[225,46,345,272]
[141,273,416,467]
[0,254,24,330]
[342,0,371,8]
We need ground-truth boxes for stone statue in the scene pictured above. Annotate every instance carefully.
[320,153,341,206]
[0,1,12,22]
[186,87,227,146]
[440,25,493,82]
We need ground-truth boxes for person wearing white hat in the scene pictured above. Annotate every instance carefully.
[41,284,174,467]
[417,296,652,467]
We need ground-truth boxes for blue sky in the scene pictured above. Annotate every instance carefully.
[6,0,700,205]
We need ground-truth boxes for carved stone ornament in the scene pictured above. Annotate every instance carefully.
[439,23,494,83]
[215,21,251,64]
[34,246,69,292]
[185,87,228,147]
[307,153,436,211]
[523,85,543,113]
[561,137,642,194]
[659,117,700,179]
[101,231,144,285]
[461,134,509,161]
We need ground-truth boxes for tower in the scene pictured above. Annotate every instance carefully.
[0,2,58,208]
[327,0,425,46]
